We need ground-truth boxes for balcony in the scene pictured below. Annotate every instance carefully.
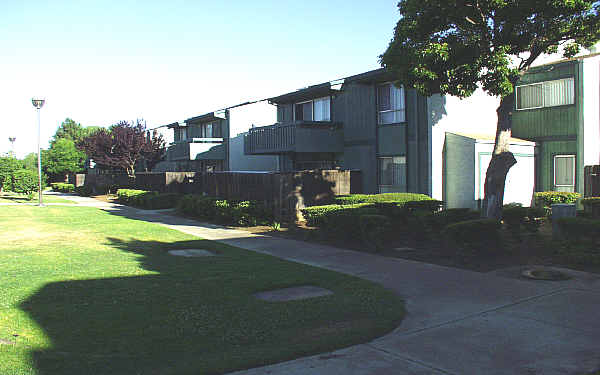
[244,121,343,155]
[167,138,226,161]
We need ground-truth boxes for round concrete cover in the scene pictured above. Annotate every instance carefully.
[254,286,333,302]
[168,249,215,257]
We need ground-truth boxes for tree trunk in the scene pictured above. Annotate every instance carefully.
[482,92,517,219]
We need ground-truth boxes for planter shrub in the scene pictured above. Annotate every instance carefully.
[534,192,581,215]
[75,185,93,197]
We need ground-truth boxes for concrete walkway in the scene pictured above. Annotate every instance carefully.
[42,193,600,374]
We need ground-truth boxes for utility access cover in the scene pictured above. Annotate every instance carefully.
[254,286,333,302]
[168,249,215,257]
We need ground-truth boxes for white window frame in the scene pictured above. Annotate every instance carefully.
[553,154,576,190]
[377,82,406,125]
[293,96,331,122]
[515,77,575,111]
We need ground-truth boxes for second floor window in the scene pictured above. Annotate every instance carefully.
[188,121,221,138]
[516,77,575,110]
[294,96,331,122]
[378,83,406,125]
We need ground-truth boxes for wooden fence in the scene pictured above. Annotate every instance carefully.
[72,170,362,220]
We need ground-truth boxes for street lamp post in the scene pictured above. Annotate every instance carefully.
[31,98,45,206]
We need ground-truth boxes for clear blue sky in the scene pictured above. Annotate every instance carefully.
[0,0,401,157]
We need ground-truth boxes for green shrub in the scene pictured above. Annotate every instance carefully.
[142,193,182,209]
[502,204,528,238]
[176,195,272,226]
[334,193,433,205]
[117,189,157,206]
[442,219,501,252]
[359,214,392,252]
[534,192,581,214]
[403,199,444,213]
[301,203,373,227]
[11,170,39,194]
[75,185,93,197]
[320,206,379,240]
[426,208,481,233]
[556,217,600,242]
[51,182,75,193]
[582,197,600,218]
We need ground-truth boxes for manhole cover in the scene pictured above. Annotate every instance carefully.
[254,286,333,302]
[521,268,572,281]
[168,249,215,257]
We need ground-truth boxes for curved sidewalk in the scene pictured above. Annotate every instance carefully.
[51,194,600,375]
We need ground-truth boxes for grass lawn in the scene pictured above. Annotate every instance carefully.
[0,193,76,204]
[0,206,404,375]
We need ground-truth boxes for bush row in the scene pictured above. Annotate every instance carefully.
[176,194,273,226]
[116,189,182,210]
[334,192,434,205]
[534,191,581,211]
[51,182,75,193]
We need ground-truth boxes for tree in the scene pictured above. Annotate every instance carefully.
[52,118,101,146]
[141,130,166,172]
[22,153,38,171]
[381,0,600,218]
[77,120,165,177]
[43,138,86,180]
[0,156,21,192]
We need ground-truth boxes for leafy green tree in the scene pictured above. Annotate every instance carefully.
[11,169,39,195]
[43,138,86,180]
[51,118,101,146]
[381,0,600,218]
[22,153,38,171]
[0,156,21,192]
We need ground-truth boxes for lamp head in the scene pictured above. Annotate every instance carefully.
[31,98,45,109]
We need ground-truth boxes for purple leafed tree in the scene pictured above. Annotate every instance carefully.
[77,120,166,177]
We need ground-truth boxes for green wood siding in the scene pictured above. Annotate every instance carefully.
[512,60,580,140]
[538,140,577,192]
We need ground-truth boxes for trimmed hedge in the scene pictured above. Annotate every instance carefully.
[334,193,434,205]
[502,204,545,237]
[442,219,501,250]
[176,194,273,226]
[582,197,600,218]
[75,185,93,197]
[301,203,373,227]
[556,217,600,242]
[51,183,75,193]
[117,189,182,210]
[426,208,482,233]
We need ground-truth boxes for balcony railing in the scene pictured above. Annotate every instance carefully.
[244,121,343,155]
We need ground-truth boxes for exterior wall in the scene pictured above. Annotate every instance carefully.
[430,90,500,202]
[511,59,585,193]
[476,142,536,207]
[443,133,476,209]
[443,133,535,209]
[582,56,600,167]
[227,101,278,171]
[229,133,279,171]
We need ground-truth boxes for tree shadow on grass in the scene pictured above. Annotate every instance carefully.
[19,235,401,375]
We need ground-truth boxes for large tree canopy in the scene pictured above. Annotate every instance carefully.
[77,120,165,177]
[381,0,600,98]
[381,0,600,218]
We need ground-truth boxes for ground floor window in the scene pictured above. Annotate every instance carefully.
[554,154,575,192]
[379,156,406,193]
